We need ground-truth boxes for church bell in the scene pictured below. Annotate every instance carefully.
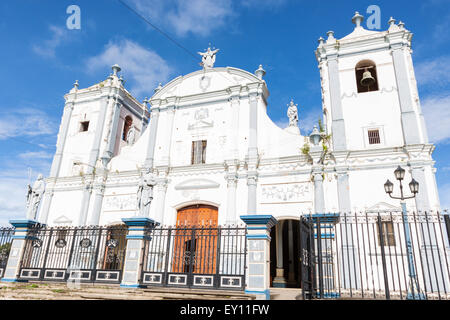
[360,69,376,87]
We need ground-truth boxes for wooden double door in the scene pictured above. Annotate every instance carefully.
[173,205,219,274]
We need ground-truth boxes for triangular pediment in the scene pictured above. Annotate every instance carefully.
[366,202,402,213]
[53,215,73,225]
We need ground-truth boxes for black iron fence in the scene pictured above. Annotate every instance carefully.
[303,212,450,300]
[0,227,14,278]
[141,225,247,290]
[18,225,127,283]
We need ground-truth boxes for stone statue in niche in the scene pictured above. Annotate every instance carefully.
[126,126,136,145]
[287,100,299,127]
[26,174,45,220]
[136,168,157,217]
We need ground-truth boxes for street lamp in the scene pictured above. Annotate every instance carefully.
[384,166,424,300]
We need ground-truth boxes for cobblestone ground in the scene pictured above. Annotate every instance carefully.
[0,282,255,300]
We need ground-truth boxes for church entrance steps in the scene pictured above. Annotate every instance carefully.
[270,288,303,300]
[0,282,255,300]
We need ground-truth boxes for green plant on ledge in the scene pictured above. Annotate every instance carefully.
[301,143,310,156]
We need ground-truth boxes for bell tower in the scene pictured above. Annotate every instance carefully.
[316,12,429,151]
[315,12,439,213]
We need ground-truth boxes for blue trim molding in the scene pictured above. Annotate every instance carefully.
[120,284,144,288]
[247,235,271,240]
[122,217,159,228]
[9,220,42,229]
[240,215,278,229]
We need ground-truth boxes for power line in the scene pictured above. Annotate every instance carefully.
[117,0,199,62]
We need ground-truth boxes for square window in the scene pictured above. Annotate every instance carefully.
[191,140,207,165]
[80,121,90,132]
[368,129,381,145]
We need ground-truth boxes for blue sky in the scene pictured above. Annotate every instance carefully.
[0,0,449,224]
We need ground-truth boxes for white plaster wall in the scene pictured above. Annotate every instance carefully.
[47,190,83,225]
[338,51,405,150]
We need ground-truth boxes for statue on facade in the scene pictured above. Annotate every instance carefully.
[26,174,45,220]
[126,126,136,145]
[287,100,299,127]
[136,169,157,217]
[198,47,219,69]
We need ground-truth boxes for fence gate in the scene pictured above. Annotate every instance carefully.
[0,227,14,279]
[298,216,316,299]
[141,225,247,290]
[18,225,127,284]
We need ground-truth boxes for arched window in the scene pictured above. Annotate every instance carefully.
[122,116,132,141]
[355,60,379,93]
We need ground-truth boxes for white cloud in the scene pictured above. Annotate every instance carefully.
[18,151,53,160]
[86,39,172,97]
[415,56,450,88]
[422,94,450,144]
[32,25,69,58]
[131,0,234,37]
[0,177,28,226]
[241,0,288,8]
[437,183,450,210]
[0,108,56,140]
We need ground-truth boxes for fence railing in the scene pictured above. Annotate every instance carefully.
[0,227,14,278]
[19,225,128,283]
[141,225,247,290]
[310,212,450,300]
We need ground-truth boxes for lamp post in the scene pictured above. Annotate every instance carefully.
[384,166,424,300]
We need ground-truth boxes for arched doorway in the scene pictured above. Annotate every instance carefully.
[173,204,219,274]
[270,219,301,288]
[176,204,218,227]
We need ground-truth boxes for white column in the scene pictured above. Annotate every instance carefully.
[227,91,240,159]
[314,172,326,214]
[144,107,160,169]
[226,175,238,225]
[247,174,258,215]
[287,220,296,286]
[327,56,347,151]
[154,180,168,225]
[273,221,287,287]
[160,105,176,165]
[78,182,93,226]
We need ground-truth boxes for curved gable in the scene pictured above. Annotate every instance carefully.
[151,67,262,100]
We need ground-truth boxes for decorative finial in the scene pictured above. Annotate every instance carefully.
[112,64,121,76]
[398,21,405,29]
[327,31,335,40]
[388,17,396,26]
[318,37,325,46]
[143,97,149,105]
[74,80,79,89]
[119,74,124,85]
[255,64,266,80]
[352,11,364,28]
[154,83,163,93]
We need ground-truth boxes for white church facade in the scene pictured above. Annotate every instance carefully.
[34,13,439,228]
[10,13,448,297]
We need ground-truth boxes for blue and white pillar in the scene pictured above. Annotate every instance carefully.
[120,217,158,288]
[240,215,277,300]
[1,220,42,283]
